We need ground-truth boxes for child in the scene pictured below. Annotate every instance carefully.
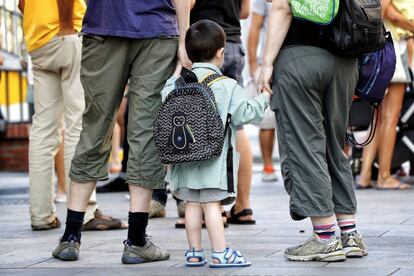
[161,20,271,268]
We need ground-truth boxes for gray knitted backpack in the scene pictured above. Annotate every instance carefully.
[154,70,229,165]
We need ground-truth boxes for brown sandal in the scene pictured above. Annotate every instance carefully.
[81,209,127,231]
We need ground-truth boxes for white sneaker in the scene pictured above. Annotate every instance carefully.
[262,166,278,182]
[54,193,67,203]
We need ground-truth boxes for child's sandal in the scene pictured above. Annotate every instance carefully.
[209,247,251,268]
[185,248,207,267]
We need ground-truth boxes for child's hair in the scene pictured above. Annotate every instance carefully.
[185,19,226,63]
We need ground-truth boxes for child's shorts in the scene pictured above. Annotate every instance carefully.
[173,188,234,205]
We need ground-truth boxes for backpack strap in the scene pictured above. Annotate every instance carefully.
[199,73,227,87]
[224,114,235,195]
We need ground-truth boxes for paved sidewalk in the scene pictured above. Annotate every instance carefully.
[1,126,414,275]
[1,167,414,276]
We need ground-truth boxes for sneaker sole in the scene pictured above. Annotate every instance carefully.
[121,255,169,264]
[52,251,79,261]
[344,247,367,258]
[121,256,146,264]
[262,175,278,182]
[284,250,346,262]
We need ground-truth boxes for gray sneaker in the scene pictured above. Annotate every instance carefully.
[149,200,166,218]
[52,235,80,261]
[284,234,346,262]
[121,239,170,264]
[341,232,368,257]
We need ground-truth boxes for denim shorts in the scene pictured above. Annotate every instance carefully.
[222,41,246,131]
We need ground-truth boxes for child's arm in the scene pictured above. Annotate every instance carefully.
[160,75,179,102]
[229,84,271,126]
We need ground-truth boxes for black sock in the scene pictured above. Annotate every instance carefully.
[127,212,149,246]
[61,209,85,242]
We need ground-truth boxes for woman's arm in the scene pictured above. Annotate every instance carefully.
[381,0,392,18]
[248,12,265,76]
[385,3,414,32]
[240,0,251,19]
[257,0,292,94]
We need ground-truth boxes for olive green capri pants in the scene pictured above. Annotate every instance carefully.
[69,34,177,189]
[270,45,358,220]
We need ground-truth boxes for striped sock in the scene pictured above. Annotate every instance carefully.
[313,223,337,240]
[337,218,357,234]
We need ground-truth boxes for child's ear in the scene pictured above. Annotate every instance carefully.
[216,47,225,59]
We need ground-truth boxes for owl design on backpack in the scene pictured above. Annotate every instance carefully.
[170,111,195,152]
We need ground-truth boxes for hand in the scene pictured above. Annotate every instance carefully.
[174,42,192,76]
[257,65,273,95]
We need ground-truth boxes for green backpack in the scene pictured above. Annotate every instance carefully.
[289,0,339,25]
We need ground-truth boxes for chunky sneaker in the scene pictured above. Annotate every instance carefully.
[121,238,170,264]
[52,235,80,261]
[341,232,368,257]
[149,200,166,218]
[284,234,346,262]
[262,166,278,182]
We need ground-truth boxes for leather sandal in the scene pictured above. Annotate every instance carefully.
[82,209,127,231]
[227,206,256,225]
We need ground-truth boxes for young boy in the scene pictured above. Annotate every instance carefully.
[161,20,271,267]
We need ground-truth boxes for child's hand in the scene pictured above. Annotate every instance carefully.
[263,90,272,98]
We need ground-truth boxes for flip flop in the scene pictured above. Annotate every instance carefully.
[355,183,375,190]
[354,176,375,190]
[226,206,256,225]
[376,181,411,190]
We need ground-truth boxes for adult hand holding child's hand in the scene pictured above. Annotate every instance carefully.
[257,64,273,96]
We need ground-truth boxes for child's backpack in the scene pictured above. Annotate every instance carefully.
[154,69,228,164]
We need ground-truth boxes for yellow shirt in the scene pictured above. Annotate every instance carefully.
[23,0,86,52]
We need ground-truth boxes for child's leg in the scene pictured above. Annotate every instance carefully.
[201,201,226,256]
[185,201,203,255]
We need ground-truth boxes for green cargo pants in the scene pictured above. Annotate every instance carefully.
[271,45,358,220]
[70,35,177,189]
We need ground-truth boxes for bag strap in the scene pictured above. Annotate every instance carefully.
[224,114,235,195]
[347,106,379,146]
[199,73,227,87]
[201,71,235,194]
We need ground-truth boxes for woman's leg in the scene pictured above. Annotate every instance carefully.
[109,123,122,173]
[55,131,66,195]
[377,83,410,188]
[358,107,382,186]
[202,201,226,257]
[185,201,203,257]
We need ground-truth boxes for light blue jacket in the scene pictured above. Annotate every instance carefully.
[161,63,270,193]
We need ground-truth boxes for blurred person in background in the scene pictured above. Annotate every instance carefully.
[19,0,124,231]
[357,0,414,190]
[248,0,278,182]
